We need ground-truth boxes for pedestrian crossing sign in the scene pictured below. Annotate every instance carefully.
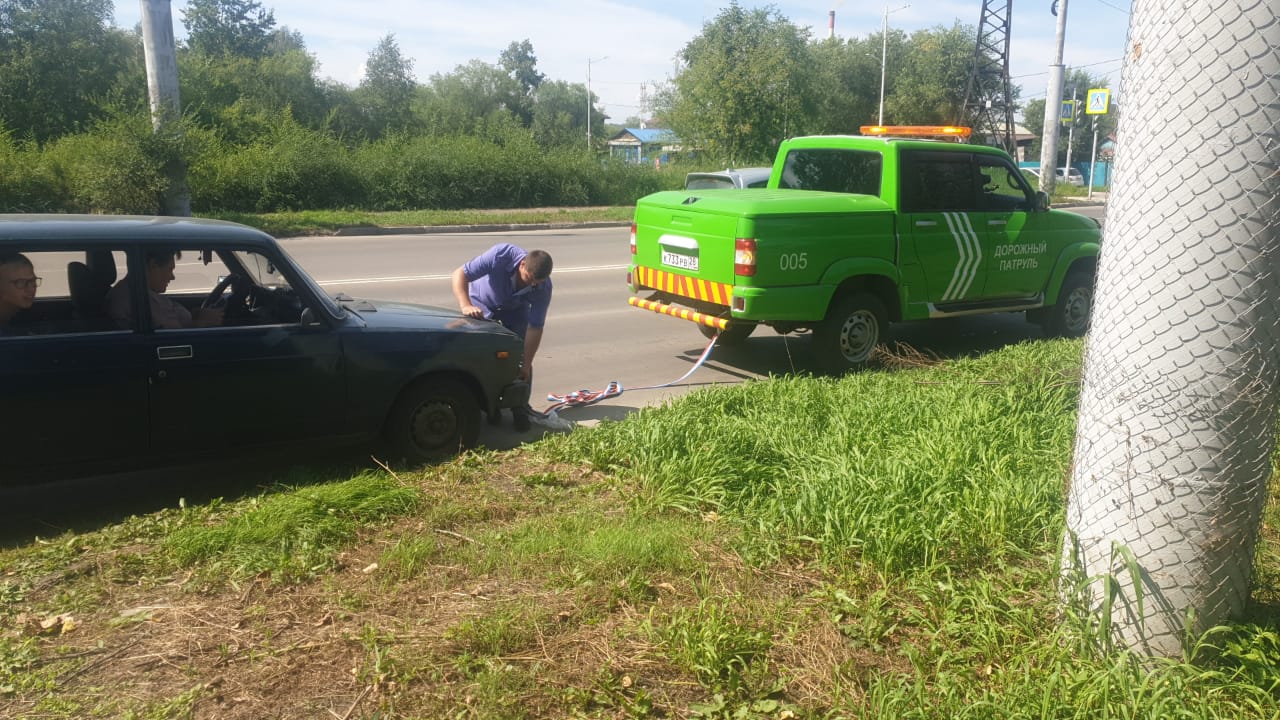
[1086,88,1110,115]
[1060,99,1076,123]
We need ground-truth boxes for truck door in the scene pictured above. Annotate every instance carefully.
[975,155,1053,298]
[899,151,991,304]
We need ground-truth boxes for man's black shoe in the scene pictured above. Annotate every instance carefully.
[512,409,532,432]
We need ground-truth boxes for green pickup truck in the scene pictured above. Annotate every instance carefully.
[626,127,1101,372]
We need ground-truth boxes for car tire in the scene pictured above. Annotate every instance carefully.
[384,377,480,464]
[697,320,756,346]
[1044,271,1094,338]
[813,292,887,373]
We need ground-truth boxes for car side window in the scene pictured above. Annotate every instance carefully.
[976,156,1034,212]
[900,151,978,213]
[0,248,130,337]
[114,246,309,332]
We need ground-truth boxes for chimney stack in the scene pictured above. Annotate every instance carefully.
[828,10,835,39]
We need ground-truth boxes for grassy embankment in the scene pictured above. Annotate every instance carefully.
[206,206,637,238]
[3,339,1275,719]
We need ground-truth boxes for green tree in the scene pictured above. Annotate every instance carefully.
[417,59,522,136]
[884,22,976,125]
[179,47,327,142]
[182,0,276,58]
[499,39,544,94]
[500,38,544,125]
[357,33,416,137]
[530,79,588,148]
[808,36,882,133]
[0,0,143,143]
[659,2,812,163]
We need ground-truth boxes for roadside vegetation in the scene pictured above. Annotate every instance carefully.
[207,205,637,238]
[3,339,1276,718]
[1,1,1114,218]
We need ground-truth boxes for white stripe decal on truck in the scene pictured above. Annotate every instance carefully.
[941,212,981,301]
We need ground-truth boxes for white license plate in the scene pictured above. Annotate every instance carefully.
[661,250,699,271]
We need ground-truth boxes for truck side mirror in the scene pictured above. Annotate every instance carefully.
[1034,191,1051,212]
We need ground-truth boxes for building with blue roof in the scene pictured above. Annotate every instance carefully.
[607,127,681,165]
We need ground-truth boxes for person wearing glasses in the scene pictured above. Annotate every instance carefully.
[106,248,223,330]
[0,251,39,335]
[451,244,553,432]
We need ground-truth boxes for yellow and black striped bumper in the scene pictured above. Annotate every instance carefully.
[633,265,733,305]
[628,297,728,329]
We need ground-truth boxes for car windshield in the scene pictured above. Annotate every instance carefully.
[234,248,341,316]
[686,175,735,190]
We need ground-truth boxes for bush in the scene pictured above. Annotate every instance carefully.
[190,113,363,212]
[0,129,63,212]
[40,111,178,214]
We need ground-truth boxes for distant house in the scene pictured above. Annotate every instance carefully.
[607,127,681,165]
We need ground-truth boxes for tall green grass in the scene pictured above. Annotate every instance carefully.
[544,340,1081,574]
[162,471,420,583]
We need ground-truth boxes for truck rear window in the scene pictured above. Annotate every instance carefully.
[778,149,882,196]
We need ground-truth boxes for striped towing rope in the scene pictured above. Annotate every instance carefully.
[529,334,720,429]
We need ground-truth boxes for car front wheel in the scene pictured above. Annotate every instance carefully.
[1044,272,1094,338]
[384,377,480,464]
[813,292,887,373]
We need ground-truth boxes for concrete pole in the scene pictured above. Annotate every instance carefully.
[1038,0,1069,196]
[1062,0,1279,656]
[1086,118,1098,200]
[139,0,190,216]
[879,7,889,126]
[1064,87,1077,181]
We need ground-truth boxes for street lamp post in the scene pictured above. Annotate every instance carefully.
[879,4,910,126]
[587,55,608,150]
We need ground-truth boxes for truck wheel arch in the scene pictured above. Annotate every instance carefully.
[828,274,902,322]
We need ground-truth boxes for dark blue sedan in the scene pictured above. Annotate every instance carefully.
[0,215,530,485]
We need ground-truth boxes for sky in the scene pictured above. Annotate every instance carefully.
[114,0,1133,125]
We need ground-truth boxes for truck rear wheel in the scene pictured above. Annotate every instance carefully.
[1043,271,1094,338]
[698,321,756,346]
[814,293,887,373]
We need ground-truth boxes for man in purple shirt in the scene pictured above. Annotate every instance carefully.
[451,243,553,431]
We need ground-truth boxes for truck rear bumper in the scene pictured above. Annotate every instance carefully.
[628,296,729,329]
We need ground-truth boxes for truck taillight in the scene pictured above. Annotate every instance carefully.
[630,224,637,254]
[734,238,757,276]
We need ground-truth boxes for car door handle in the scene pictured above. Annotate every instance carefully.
[915,220,937,227]
[988,219,1008,226]
[157,345,193,360]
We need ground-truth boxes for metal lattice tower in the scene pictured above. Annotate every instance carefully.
[960,0,1016,153]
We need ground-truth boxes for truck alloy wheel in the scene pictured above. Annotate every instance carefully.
[814,293,887,373]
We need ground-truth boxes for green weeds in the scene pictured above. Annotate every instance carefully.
[1,339,1277,718]
[163,471,419,584]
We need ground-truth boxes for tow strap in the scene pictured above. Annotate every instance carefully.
[530,334,719,426]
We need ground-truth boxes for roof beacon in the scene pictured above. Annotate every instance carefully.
[859,125,972,142]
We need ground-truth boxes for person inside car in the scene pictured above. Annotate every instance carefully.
[107,248,224,330]
[0,251,39,335]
